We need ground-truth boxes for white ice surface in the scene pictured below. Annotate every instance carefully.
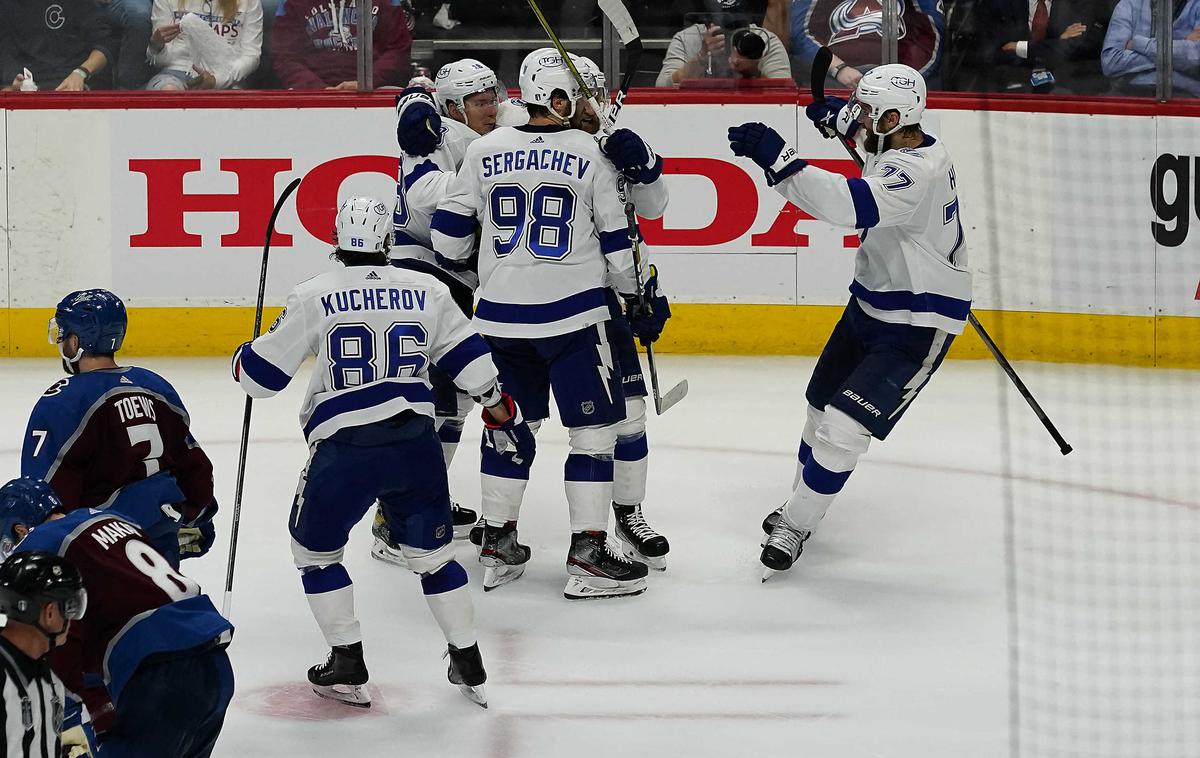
[1,355,1192,758]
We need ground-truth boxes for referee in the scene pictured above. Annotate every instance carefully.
[0,551,86,758]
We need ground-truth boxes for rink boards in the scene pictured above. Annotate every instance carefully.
[0,92,1198,366]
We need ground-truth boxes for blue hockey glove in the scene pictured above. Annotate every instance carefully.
[601,128,664,184]
[727,122,806,186]
[395,87,442,157]
[805,96,861,141]
[624,264,672,346]
[482,393,536,465]
[179,519,215,560]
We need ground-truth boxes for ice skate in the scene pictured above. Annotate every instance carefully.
[479,521,530,591]
[449,499,477,540]
[370,507,408,568]
[760,504,785,547]
[468,516,485,548]
[760,517,811,582]
[612,503,670,571]
[446,643,488,708]
[565,531,648,600]
[308,642,371,707]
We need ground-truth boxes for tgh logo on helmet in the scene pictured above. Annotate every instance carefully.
[538,55,563,67]
[890,76,917,89]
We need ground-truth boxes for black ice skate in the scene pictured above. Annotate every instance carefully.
[468,516,485,547]
[565,530,649,600]
[759,517,811,582]
[308,642,371,707]
[370,506,408,568]
[760,504,785,547]
[449,500,478,540]
[446,643,488,708]
[479,521,530,591]
[613,503,670,571]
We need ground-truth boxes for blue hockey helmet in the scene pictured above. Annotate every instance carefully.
[50,289,128,364]
[0,477,62,559]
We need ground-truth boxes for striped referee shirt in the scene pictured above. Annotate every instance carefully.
[0,635,62,758]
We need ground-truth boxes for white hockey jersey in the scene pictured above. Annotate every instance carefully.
[236,264,498,443]
[431,123,638,339]
[393,118,480,284]
[774,134,972,334]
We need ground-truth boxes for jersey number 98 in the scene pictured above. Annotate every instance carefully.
[327,322,428,391]
[489,183,577,260]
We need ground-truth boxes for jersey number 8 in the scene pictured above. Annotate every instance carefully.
[327,322,429,391]
[489,183,577,260]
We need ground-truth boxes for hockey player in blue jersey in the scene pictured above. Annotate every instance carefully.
[431,48,657,599]
[232,196,534,708]
[367,58,503,567]
[0,475,234,757]
[727,64,972,579]
[21,289,217,567]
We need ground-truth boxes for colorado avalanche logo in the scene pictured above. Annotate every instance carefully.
[828,0,906,46]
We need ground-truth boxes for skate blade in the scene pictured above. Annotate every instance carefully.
[564,575,647,600]
[482,563,525,591]
[370,539,409,568]
[311,683,372,708]
[458,683,488,708]
[617,539,667,572]
[761,567,777,583]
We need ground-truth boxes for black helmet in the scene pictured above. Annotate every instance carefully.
[0,552,87,629]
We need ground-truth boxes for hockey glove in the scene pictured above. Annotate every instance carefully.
[804,96,861,141]
[179,518,216,560]
[601,128,664,185]
[231,340,250,381]
[623,264,672,346]
[482,393,536,465]
[395,87,442,157]
[727,122,806,186]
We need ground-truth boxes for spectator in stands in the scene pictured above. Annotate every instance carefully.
[146,0,263,90]
[0,0,113,90]
[980,0,1109,93]
[1101,0,1200,95]
[103,0,154,88]
[657,1,792,86]
[272,0,413,89]
[791,0,943,88]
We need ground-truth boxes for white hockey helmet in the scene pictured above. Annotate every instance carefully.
[852,64,926,139]
[335,196,393,254]
[434,58,498,116]
[577,55,606,96]
[518,48,583,119]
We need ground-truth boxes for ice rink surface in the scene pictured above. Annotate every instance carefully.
[1,354,1194,758]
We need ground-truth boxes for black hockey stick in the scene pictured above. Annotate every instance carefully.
[808,51,1071,455]
[224,176,302,618]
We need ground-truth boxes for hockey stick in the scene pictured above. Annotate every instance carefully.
[808,49,1071,455]
[224,176,303,618]
[525,0,688,414]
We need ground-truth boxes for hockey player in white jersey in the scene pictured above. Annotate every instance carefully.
[431,48,651,599]
[727,64,972,579]
[367,59,502,566]
[232,197,535,706]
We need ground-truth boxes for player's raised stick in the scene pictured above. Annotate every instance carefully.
[224,177,302,618]
[809,47,1071,455]
[526,0,688,414]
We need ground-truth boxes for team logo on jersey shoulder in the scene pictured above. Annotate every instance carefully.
[43,378,71,397]
[890,75,917,89]
[268,308,287,333]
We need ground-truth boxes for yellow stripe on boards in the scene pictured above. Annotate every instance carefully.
[1,305,1196,368]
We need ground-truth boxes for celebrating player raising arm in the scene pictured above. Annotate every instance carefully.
[431,48,651,599]
[368,58,502,566]
[232,197,533,708]
[727,65,972,580]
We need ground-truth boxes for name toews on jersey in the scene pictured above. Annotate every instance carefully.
[777,134,972,334]
[236,265,498,443]
[431,124,639,339]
